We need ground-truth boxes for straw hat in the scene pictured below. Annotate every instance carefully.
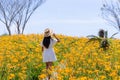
[44,28,53,37]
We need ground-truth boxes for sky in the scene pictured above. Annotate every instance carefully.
[0,0,119,38]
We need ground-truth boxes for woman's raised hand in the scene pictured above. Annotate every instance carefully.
[52,33,56,37]
[52,33,60,42]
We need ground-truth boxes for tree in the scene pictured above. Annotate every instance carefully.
[0,0,45,35]
[101,0,120,32]
[14,0,45,34]
[0,0,23,35]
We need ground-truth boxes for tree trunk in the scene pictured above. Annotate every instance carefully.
[16,22,21,34]
[6,26,11,35]
[21,23,26,34]
[17,27,20,34]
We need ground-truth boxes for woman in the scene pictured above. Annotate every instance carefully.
[41,28,60,70]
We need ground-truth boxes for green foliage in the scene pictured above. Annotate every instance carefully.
[87,30,118,51]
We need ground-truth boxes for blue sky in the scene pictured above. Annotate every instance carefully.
[0,0,119,37]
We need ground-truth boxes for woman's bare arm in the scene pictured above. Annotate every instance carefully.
[53,33,60,42]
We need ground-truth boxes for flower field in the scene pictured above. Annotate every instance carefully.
[0,34,120,80]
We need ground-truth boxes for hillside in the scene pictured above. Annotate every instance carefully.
[0,34,120,80]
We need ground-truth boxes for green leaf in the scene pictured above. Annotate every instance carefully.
[110,32,119,39]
